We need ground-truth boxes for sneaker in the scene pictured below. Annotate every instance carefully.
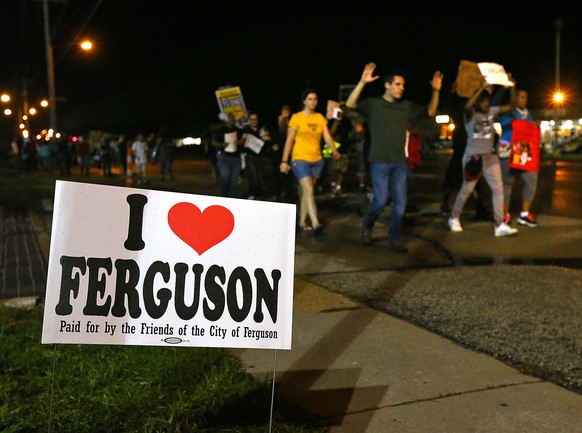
[517,213,538,227]
[388,241,408,253]
[495,222,518,237]
[313,224,324,235]
[504,213,512,225]
[361,227,373,246]
[448,217,463,232]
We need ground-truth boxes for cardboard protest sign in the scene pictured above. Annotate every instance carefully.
[508,119,541,172]
[42,181,296,350]
[455,61,513,97]
[215,86,247,121]
[455,60,483,97]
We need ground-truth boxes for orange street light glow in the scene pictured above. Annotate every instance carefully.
[80,40,93,50]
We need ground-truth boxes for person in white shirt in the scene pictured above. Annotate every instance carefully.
[131,133,149,185]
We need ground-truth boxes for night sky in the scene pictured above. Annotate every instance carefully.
[1,0,581,135]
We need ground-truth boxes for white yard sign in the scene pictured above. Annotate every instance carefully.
[42,181,296,349]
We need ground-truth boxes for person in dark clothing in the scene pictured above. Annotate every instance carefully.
[100,138,113,176]
[156,129,175,181]
[117,135,128,176]
[269,104,296,202]
[212,113,243,198]
[241,112,270,199]
[327,109,352,198]
[55,136,72,176]
[77,136,91,176]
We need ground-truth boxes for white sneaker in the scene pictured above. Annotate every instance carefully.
[495,222,518,237]
[448,217,463,232]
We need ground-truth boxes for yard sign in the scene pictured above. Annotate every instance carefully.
[42,181,296,350]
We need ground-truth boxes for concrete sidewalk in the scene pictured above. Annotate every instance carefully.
[229,212,582,433]
[232,301,582,432]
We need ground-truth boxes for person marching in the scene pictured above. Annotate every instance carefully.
[448,77,518,237]
[279,88,340,234]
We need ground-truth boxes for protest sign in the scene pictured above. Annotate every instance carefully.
[477,62,514,87]
[42,181,296,350]
[244,134,265,154]
[215,86,247,121]
[508,119,541,172]
[455,60,513,97]
[455,60,483,97]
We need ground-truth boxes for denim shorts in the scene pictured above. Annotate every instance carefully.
[291,158,325,180]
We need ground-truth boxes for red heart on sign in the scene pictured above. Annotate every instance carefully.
[168,203,235,255]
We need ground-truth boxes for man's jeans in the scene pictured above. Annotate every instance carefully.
[362,161,408,243]
[217,152,241,198]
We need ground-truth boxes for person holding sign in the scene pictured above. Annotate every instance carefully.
[498,89,539,227]
[212,113,243,198]
[280,88,340,234]
[448,77,518,237]
[242,112,271,200]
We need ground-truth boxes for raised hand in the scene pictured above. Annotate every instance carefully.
[430,70,444,91]
[361,63,380,84]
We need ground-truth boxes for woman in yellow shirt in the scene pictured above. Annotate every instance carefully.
[280,88,340,234]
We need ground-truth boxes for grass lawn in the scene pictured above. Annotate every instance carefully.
[0,305,328,433]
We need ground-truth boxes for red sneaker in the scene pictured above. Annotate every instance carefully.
[503,213,512,225]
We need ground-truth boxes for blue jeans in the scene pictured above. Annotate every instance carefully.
[362,161,408,243]
[245,151,263,197]
[217,152,242,198]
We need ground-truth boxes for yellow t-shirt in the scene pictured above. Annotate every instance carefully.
[288,111,326,162]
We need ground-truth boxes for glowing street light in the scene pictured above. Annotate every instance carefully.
[80,40,93,51]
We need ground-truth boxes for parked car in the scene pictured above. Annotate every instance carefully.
[559,136,582,154]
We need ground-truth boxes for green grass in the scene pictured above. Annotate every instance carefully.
[0,159,54,213]
[0,305,328,433]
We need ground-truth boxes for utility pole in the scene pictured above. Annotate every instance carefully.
[42,0,57,131]
[22,80,29,131]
